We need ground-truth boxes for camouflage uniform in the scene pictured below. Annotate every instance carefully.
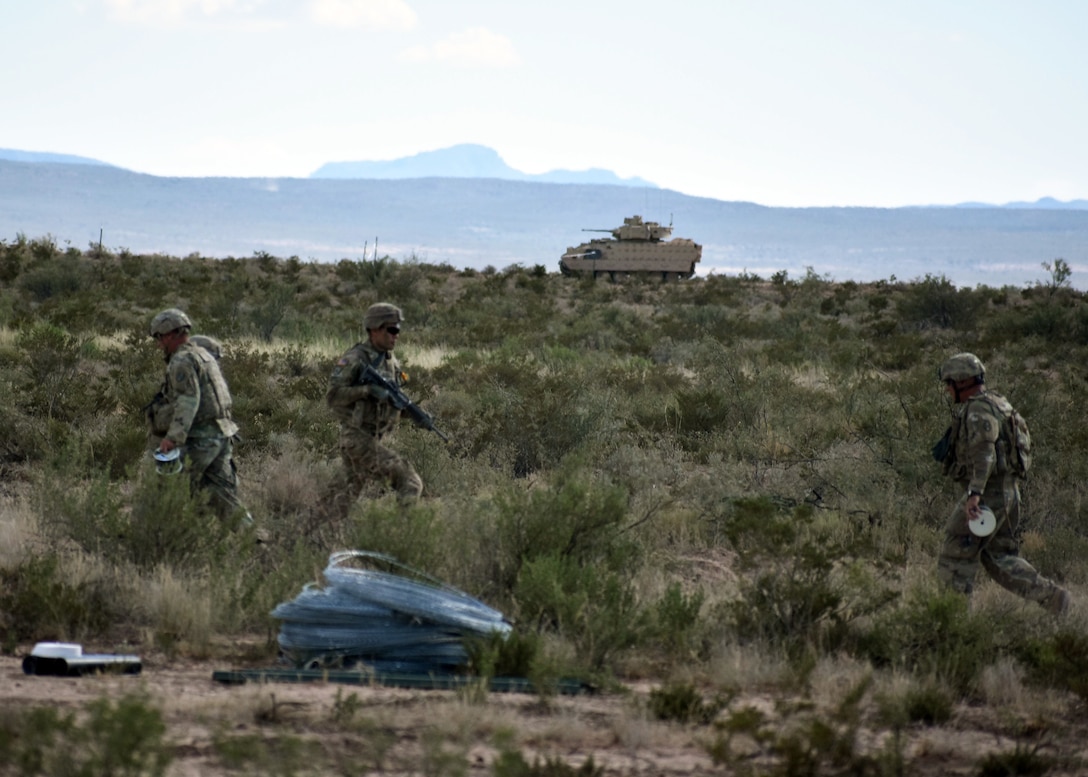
[937,353,1068,612]
[325,305,422,516]
[146,334,223,449]
[151,311,246,524]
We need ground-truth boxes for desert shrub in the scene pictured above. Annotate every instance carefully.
[649,582,707,659]
[0,393,48,466]
[488,474,638,599]
[556,303,657,355]
[33,444,127,555]
[212,730,320,774]
[976,740,1056,777]
[1013,628,1088,702]
[0,235,30,284]
[35,443,242,571]
[0,693,172,777]
[0,553,115,647]
[249,280,296,342]
[901,681,954,725]
[647,681,729,725]
[16,252,87,303]
[437,348,622,477]
[706,675,902,775]
[491,742,605,777]
[716,498,899,661]
[345,499,454,576]
[515,553,648,672]
[463,629,541,680]
[12,322,98,423]
[125,464,244,570]
[896,274,987,331]
[852,586,997,694]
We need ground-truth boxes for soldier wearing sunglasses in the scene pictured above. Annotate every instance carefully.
[324,302,423,517]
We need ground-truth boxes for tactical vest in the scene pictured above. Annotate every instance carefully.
[169,344,237,438]
[942,391,1030,480]
[328,343,404,435]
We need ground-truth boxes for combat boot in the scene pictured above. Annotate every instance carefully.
[1044,587,1071,616]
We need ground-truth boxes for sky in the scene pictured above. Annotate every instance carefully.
[4,0,1088,207]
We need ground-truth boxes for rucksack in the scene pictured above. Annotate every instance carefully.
[1007,408,1032,476]
[977,393,1032,477]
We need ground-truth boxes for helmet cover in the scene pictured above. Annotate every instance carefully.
[150,308,193,337]
[939,352,986,383]
[364,302,403,330]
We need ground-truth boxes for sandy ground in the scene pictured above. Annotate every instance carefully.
[4,648,1088,776]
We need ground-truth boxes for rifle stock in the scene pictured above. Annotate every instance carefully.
[361,365,449,442]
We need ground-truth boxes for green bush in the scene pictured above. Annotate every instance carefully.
[853,586,996,694]
[0,554,115,648]
[0,693,171,776]
[902,682,954,725]
[716,498,899,661]
[1014,629,1088,702]
[647,681,728,725]
[895,274,987,331]
[35,441,243,572]
[515,553,647,672]
[489,474,637,596]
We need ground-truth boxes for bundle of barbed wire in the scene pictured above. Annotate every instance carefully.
[272,550,512,673]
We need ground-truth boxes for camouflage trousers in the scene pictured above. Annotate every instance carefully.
[184,436,248,525]
[938,476,1062,606]
[324,426,422,519]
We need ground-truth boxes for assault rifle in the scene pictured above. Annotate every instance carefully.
[361,365,449,442]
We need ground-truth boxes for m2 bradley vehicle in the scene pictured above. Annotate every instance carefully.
[559,215,702,280]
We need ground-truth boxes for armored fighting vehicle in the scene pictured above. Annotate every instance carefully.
[559,215,701,280]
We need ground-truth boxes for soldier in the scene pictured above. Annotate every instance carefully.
[149,308,249,525]
[935,352,1070,614]
[146,334,224,449]
[324,302,423,518]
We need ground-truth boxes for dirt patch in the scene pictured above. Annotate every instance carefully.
[3,650,1088,775]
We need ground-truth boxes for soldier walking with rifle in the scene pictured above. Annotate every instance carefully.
[323,302,445,518]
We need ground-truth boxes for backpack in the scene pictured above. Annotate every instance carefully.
[977,393,1032,477]
[1007,408,1032,476]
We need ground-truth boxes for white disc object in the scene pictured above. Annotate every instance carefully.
[969,505,997,537]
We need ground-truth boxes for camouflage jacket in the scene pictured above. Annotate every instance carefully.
[326,341,405,435]
[943,390,1019,492]
[160,341,238,444]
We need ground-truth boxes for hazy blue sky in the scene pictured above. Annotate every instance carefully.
[4,1,1086,206]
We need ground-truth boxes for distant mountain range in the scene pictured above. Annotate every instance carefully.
[3,148,1088,288]
[310,143,656,187]
[0,148,114,167]
[1,145,1086,210]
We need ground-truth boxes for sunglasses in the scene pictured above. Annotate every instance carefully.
[384,325,401,335]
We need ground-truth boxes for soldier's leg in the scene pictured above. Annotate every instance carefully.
[323,428,372,519]
[359,438,422,501]
[390,459,423,501]
[980,494,1068,612]
[937,496,982,594]
[186,437,247,524]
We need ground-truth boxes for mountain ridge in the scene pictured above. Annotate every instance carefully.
[2,145,1085,210]
[310,143,656,187]
[3,158,1088,288]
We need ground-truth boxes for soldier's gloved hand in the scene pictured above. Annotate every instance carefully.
[367,384,391,402]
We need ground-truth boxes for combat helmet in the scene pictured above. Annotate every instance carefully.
[364,302,403,330]
[939,352,985,384]
[150,308,193,337]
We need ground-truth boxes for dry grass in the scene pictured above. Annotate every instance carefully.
[0,495,36,568]
[139,566,215,658]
